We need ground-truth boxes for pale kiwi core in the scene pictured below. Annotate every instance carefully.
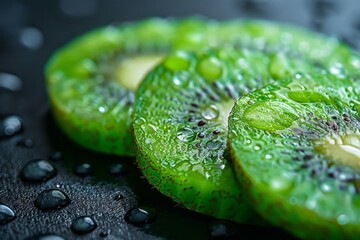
[315,133,360,171]
[115,55,164,90]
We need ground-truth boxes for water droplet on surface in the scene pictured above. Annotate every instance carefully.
[329,63,345,78]
[201,105,219,120]
[205,140,222,150]
[0,73,23,92]
[0,115,23,138]
[71,216,97,234]
[59,0,97,17]
[114,194,125,201]
[49,151,62,161]
[124,207,156,224]
[209,221,236,238]
[197,57,223,82]
[145,138,152,144]
[164,51,190,71]
[98,106,107,113]
[265,154,273,159]
[320,182,332,193]
[24,234,65,240]
[0,204,16,225]
[19,27,44,50]
[20,159,57,182]
[34,189,70,210]
[17,138,34,148]
[109,163,128,176]
[74,163,93,177]
[177,127,196,143]
[172,72,188,87]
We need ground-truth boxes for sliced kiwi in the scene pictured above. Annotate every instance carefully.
[45,17,209,156]
[45,17,360,157]
[229,72,360,238]
[132,46,330,222]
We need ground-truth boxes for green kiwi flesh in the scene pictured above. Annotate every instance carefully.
[229,72,360,239]
[45,18,209,156]
[132,47,329,222]
[45,17,360,157]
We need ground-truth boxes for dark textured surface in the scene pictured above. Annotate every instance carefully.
[0,0,359,239]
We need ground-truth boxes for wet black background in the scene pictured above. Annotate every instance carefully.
[1,0,360,239]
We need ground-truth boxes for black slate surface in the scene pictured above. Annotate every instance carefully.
[0,0,359,239]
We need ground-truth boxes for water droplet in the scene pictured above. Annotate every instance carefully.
[24,234,65,240]
[114,194,125,201]
[99,231,109,237]
[71,216,97,234]
[294,72,304,79]
[0,73,23,92]
[0,115,24,138]
[109,163,128,176]
[17,138,34,148]
[196,57,223,82]
[49,151,62,161]
[205,140,222,150]
[337,214,349,225]
[34,189,70,210]
[74,163,93,177]
[320,182,332,193]
[145,138,152,144]
[265,154,273,159]
[209,221,236,238]
[254,144,261,151]
[98,106,107,113]
[59,0,97,17]
[0,204,16,225]
[172,72,188,87]
[164,51,190,71]
[19,27,44,50]
[177,127,196,143]
[20,159,57,182]
[201,105,219,120]
[124,207,156,224]
[329,63,345,78]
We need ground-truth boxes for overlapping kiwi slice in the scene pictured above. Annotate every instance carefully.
[45,17,360,156]
[132,46,332,222]
[229,72,360,238]
[45,17,209,156]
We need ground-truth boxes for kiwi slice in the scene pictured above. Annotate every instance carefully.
[45,18,209,156]
[133,46,329,222]
[229,72,360,238]
[45,17,360,157]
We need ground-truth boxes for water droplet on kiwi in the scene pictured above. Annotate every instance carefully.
[98,106,107,113]
[172,71,188,87]
[0,73,23,92]
[329,63,345,78]
[71,216,97,234]
[177,127,196,143]
[197,57,223,82]
[265,154,273,159]
[34,189,70,210]
[0,115,24,138]
[74,163,93,177]
[20,159,57,182]
[145,138,152,144]
[294,72,304,79]
[205,140,222,150]
[124,207,156,224]
[201,105,219,120]
[114,194,124,201]
[164,51,190,71]
[254,144,261,151]
[320,182,332,193]
[0,204,16,225]
[337,214,349,225]
[269,176,293,193]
